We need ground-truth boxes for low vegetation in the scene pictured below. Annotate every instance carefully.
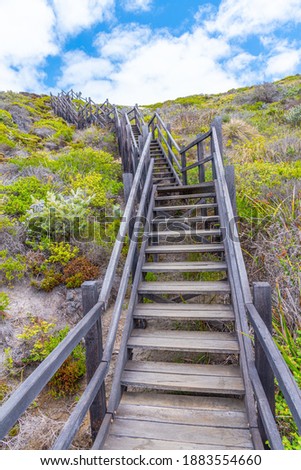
[0,91,122,448]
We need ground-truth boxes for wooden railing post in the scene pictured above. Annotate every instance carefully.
[253,282,275,446]
[225,165,237,217]
[82,281,106,441]
[181,151,187,185]
[166,124,172,163]
[211,116,223,159]
[197,138,205,184]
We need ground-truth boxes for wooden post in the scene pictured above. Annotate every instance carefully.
[166,124,172,163]
[225,165,237,217]
[210,134,217,180]
[82,281,106,441]
[253,282,275,447]
[142,125,149,146]
[211,116,223,159]
[181,151,187,185]
[123,173,134,203]
[197,139,205,184]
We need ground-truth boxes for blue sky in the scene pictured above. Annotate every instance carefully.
[1,0,301,104]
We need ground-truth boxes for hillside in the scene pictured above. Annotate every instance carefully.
[0,76,300,449]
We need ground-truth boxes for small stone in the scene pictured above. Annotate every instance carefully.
[66,291,74,301]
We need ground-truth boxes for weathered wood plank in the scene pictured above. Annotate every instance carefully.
[148,229,221,238]
[125,361,241,377]
[157,182,215,194]
[127,330,239,354]
[154,203,218,211]
[121,392,245,411]
[142,261,227,272]
[145,243,224,254]
[152,215,219,224]
[155,192,216,201]
[116,403,249,428]
[105,419,253,448]
[130,329,236,341]
[103,435,249,450]
[138,281,230,294]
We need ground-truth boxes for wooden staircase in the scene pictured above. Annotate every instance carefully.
[3,102,300,451]
[102,131,254,450]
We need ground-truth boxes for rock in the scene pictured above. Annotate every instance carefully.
[32,126,55,139]
[66,290,74,301]
[9,105,32,132]
[43,140,60,151]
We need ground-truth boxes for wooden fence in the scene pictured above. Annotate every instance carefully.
[50,90,114,129]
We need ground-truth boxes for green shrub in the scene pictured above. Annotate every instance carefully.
[71,172,108,208]
[0,176,52,217]
[0,292,10,317]
[33,118,74,142]
[26,189,93,241]
[286,104,301,126]
[18,318,86,397]
[0,380,10,403]
[38,269,62,292]
[0,250,26,285]
[0,110,15,127]
[50,148,121,181]
[0,122,40,150]
[47,242,79,266]
[274,313,301,449]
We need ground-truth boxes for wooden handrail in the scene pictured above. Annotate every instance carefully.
[180,130,212,154]
[0,131,152,443]
[53,159,154,449]
[92,186,157,450]
[155,112,181,152]
[156,126,182,171]
[212,125,301,447]
[125,112,138,149]
[50,90,114,129]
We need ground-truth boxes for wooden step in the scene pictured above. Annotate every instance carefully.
[154,203,218,212]
[145,243,224,254]
[142,261,227,273]
[127,330,239,354]
[122,361,243,392]
[156,192,216,201]
[104,393,252,450]
[157,182,215,194]
[134,303,234,321]
[152,215,220,224]
[153,171,173,177]
[148,229,221,238]
[138,281,230,295]
[154,179,176,184]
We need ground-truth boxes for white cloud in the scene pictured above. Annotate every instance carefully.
[0,0,57,64]
[94,24,152,60]
[266,49,301,76]
[58,24,238,104]
[121,0,153,13]
[226,52,257,73]
[51,0,114,36]
[0,0,58,92]
[202,0,301,38]
[58,50,113,89]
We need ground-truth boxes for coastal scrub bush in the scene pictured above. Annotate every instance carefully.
[26,189,93,241]
[0,176,52,217]
[17,318,86,396]
[286,104,301,127]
